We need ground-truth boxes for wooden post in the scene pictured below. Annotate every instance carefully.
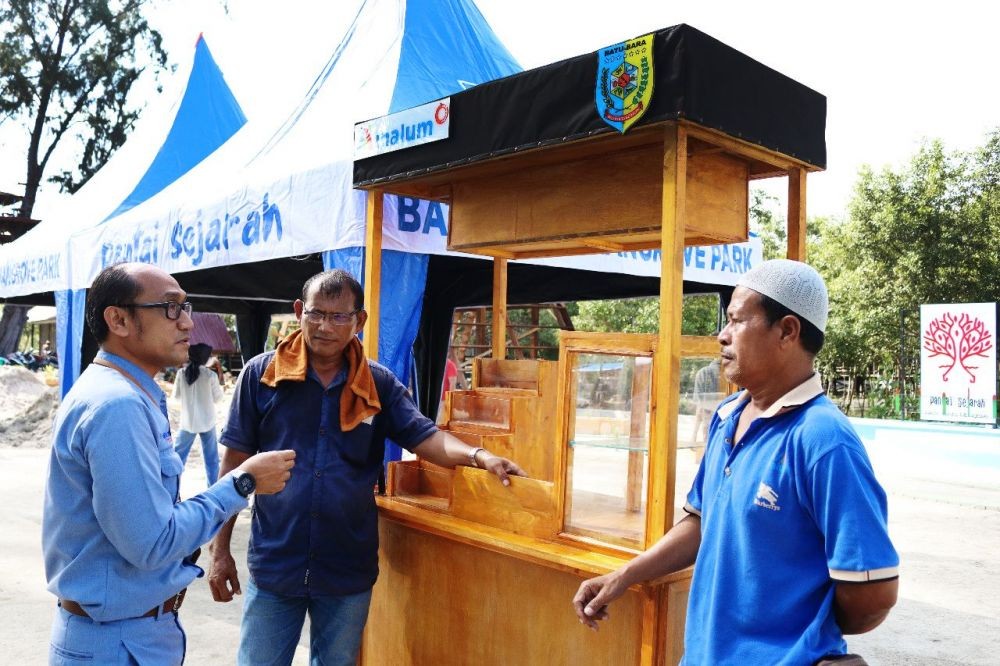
[363,190,383,361]
[626,359,650,512]
[476,307,487,354]
[650,123,686,543]
[787,167,807,261]
[638,122,688,666]
[492,258,508,361]
[531,307,540,360]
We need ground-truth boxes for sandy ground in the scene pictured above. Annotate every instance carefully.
[1,367,998,664]
[2,445,998,664]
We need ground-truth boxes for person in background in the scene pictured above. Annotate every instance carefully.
[206,352,226,386]
[437,352,467,423]
[173,342,224,485]
[690,357,721,445]
[573,259,898,666]
[43,262,295,665]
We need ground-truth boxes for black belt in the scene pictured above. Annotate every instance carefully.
[59,589,187,619]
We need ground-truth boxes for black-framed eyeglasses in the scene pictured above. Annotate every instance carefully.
[302,308,360,326]
[121,301,194,320]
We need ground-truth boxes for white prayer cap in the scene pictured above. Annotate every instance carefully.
[737,259,828,332]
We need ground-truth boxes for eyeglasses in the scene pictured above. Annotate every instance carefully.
[121,301,194,320]
[302,308,360,326]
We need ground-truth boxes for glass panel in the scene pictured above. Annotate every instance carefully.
[449,392,511,430]
[675,354,724,523]
[564,353,651,548]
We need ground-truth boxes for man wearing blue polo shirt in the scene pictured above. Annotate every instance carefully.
[209,268,525,665]
[574,259,899,665]
[43,263,296,665]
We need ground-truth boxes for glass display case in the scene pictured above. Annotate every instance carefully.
[673,336,733,521]
[559,333,656,551]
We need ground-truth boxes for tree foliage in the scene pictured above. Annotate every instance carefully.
[0,0,168,214]
[0,0,168,355]
[809,131,1000,411]
[574,296,660,334]
[573,293,720,336]
[749,188,786,261]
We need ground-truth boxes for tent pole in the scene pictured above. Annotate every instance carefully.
[364,190,383,361]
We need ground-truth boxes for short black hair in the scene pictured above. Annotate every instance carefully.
[86,264,142,343]
[759,294,825,355]
[302,269,364,311]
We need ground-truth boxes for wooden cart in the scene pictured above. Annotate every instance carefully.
[352,24,825,665]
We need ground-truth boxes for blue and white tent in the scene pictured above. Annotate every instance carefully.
[0,0,761,408]
[0,32,250,387]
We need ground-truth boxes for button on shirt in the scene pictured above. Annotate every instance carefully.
[42,351,249,622]
[222,352,437,597]
[681,373,899,666]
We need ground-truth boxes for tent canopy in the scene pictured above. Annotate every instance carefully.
[1,2,764,410]
[0,36,244,299]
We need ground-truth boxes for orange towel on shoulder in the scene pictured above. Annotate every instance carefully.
[261,329,381,431]
[260,329,309,386]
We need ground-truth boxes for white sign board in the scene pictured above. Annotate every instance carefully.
[920,302,997,423]
[354,97,450,159]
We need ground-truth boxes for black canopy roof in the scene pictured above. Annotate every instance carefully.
[354,23,826,187]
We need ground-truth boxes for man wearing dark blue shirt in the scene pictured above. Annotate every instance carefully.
[43,263,296,665]
[209,269,524,665]
[573,260,899,665]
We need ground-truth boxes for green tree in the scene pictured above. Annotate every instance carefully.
[573,293,720,335]
[574,297,660,334]
[812,131,1000,415]
[0,0,169,353]
[749,188,786,260]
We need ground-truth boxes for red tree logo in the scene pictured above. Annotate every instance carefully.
[923,312,994,382]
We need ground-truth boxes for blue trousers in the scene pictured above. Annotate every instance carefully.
[49,605,185,665]
[237,579,372,666]
[173,428,220,485]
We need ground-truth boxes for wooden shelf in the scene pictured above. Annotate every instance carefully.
[378,493,691,584]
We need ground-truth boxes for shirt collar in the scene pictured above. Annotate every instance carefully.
[95,350,166,402]
[716,372,824,421]
[306,364,348,390]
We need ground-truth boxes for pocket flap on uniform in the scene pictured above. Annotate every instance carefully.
[159,446,185,477]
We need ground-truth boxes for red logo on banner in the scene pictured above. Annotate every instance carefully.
[923,312,993,382]
[434,102,449,125]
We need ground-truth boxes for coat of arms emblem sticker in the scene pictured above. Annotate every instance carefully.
[595,33,655,133]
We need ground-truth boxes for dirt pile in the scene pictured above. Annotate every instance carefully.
[0,366,60,448]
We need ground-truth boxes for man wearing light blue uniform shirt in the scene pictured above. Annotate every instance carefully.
[43,263,296,665]
[574,260,899,665]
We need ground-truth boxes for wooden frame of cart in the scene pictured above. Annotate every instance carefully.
[352,23,825,665]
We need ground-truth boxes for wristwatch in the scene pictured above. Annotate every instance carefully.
[232,470,256,497]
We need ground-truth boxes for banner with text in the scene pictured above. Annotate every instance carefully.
[354,97,451,159]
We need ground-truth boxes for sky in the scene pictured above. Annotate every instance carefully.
[2,0,998,221]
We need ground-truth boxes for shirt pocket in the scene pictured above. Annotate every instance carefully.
[49,643,94,663]
[159,441,185,478]
[338,421,377,467]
